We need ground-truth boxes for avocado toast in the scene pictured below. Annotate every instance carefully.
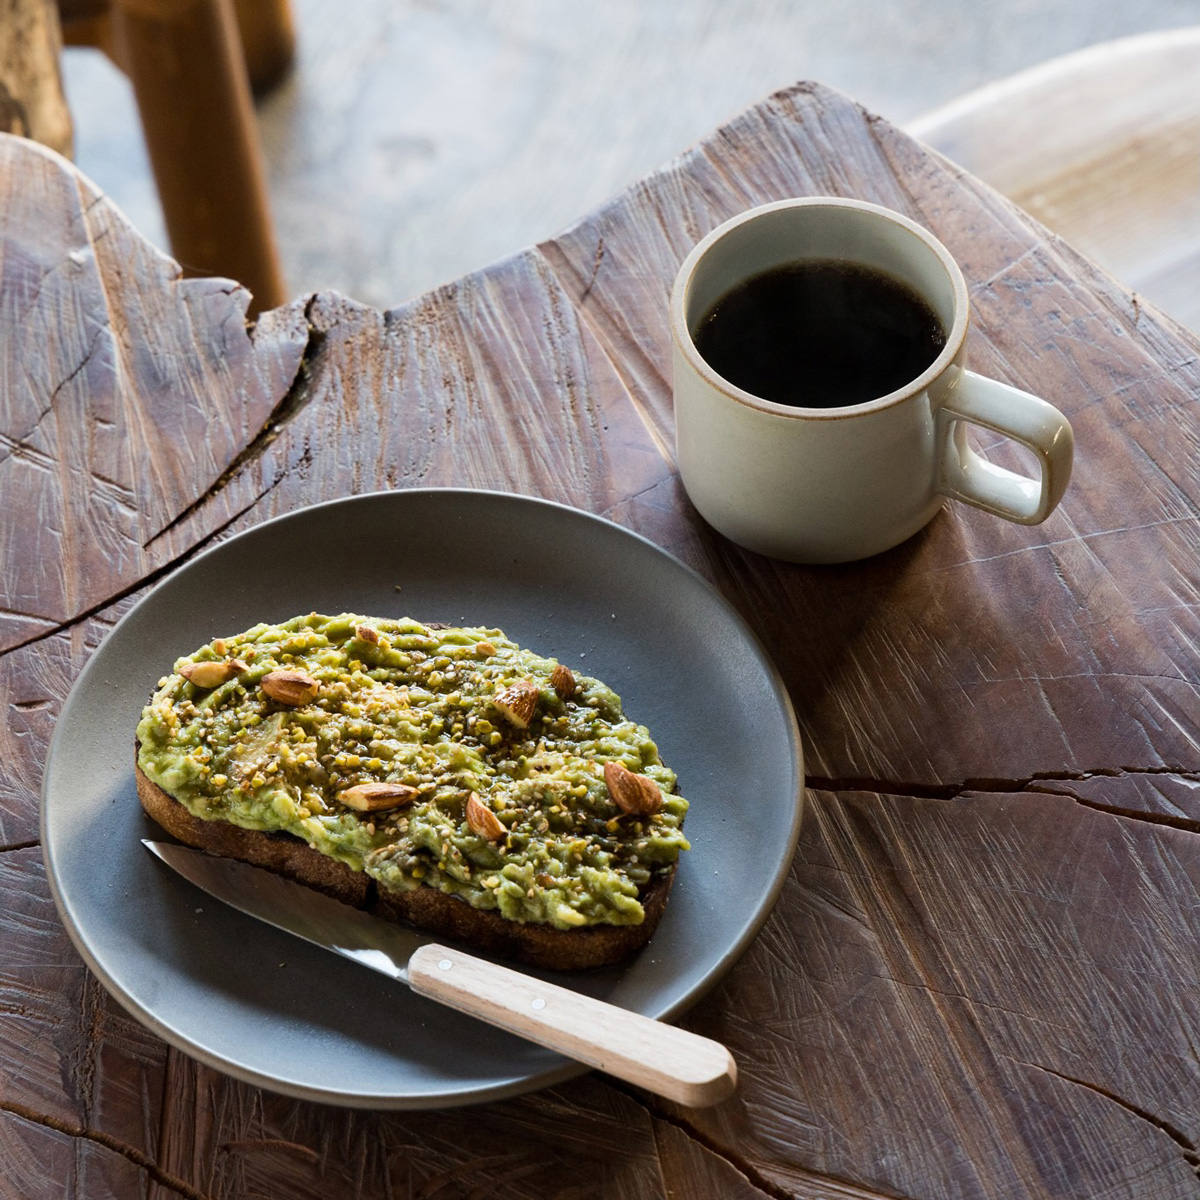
[135,614,690,968]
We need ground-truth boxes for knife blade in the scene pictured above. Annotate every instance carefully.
[143,840,736,1107]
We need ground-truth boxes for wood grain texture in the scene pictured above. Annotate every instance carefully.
[682,785,1200,1199]
[5,77,1200,1198]
[0,606,135,845]
[0,139,308,651]
[144,1053,779,1200]
[0,1109,191,1200]
[0,847,174,1192]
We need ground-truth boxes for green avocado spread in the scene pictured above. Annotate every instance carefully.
[136,614,689,929]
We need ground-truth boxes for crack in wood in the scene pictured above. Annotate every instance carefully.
[0,324,108,473]
[579,233,605,303]
[808,768,1200,832]
[142,293,324,552]
[0,839,39,854]
[216,1137,320,1163]
[1033,789,1200,835]
[610,1081,913,1200]
[0,478,283,664]
[1012,1061,1200,1177]
[609,1083,790,1199]
[0,1099,214,1200]
[808,766,1199,799]
[599,474,678,519]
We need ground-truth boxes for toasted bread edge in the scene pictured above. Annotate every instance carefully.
[135,760,674,970]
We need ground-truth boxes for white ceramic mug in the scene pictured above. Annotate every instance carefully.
[670,197,1075,563]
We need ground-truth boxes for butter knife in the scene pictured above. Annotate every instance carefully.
[143,840,736,1106]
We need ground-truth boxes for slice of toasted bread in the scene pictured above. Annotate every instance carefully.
[136,614,687,970]
[136,757,675,970]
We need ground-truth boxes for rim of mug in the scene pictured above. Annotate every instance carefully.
[669,196,971,420]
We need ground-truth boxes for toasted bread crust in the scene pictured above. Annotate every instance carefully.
[136,761,674,970]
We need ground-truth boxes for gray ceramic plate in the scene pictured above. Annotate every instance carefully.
[42,489,803,1109]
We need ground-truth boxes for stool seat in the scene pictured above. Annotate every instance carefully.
[908,28,1200,332]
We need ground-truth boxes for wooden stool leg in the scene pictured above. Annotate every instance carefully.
[232,0,295,94]
[0,0,73,157]
[111,0,286,315]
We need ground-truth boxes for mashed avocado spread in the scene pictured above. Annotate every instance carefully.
[136,614,689,930]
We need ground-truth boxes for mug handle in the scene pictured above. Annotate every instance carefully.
[935,371,1074,525]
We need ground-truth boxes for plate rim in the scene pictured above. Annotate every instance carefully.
[41,487,804,1108]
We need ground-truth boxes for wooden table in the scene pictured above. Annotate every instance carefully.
[4,81,1200,1200]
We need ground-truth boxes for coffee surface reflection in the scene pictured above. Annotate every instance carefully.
[693,259,946,409]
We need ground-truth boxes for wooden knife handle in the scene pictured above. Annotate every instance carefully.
[407,943,737,1107]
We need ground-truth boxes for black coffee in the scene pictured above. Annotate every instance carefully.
[693,259,946,408]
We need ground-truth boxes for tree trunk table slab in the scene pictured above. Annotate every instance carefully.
[3,80,1200,1199]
